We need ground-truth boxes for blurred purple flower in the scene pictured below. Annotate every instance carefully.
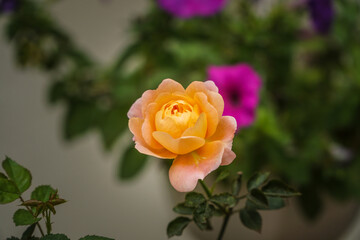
[157,0,227,18]
[0,0,18,13]
[307,0,334,34]
[208,64,261,131]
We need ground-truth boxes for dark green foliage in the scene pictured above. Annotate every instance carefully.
[193,203,214,230]
[31,185,57,202]
[98,108,128,150]
[247,172,270,191]
[239,209,262,233]
[247,189,268,209]
[210,193,236,207]
[297,185,323,220]
[40,234,70,240]
[262,180,301,198]
[2,157,32,194]
[0,177,20,204]
[21,224,37,240]
[173,203,194,215]
[118,146,148,180]
[169,172,300,238]
[184,192,206,207]
[79,236,114,240]
[63,102,102,140]
[246,196,285,211]
[167,217,191,238]
[13,209,41,226]
[2,157,114,240]
[0,172,7,179]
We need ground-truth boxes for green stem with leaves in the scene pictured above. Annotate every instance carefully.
[19,196,45,237]
[199,180,233,240]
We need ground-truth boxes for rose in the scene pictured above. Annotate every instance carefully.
[128,79,237,192]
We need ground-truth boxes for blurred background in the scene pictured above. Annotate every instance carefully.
[1,0,360,239]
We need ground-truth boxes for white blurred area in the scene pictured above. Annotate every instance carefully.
[1,1,360,240]
[0,1,195,239]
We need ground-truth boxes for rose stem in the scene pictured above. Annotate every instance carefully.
[19,196,45,237]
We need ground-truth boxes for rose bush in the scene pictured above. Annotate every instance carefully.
[128,79,237,192]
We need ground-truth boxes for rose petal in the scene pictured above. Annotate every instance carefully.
[157,78,186,94]
[142,103,163,149]
[208,116,237,143]
[154,92,196,109]
[204,80,219,92]
[221,148,236,166]
[127,98,143,118]
[182,112,207,138]
[186,81,224,116]
[169,141,225,192]
[140,89,157,118]
[155,111,182,138]
[194,92,219,138]
[152,131,205,155]
[129,118,177,159]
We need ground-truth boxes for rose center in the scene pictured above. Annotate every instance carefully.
[155,100,200,138]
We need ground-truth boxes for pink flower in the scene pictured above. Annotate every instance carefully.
[207,64,261,130]
[157,0,227,19]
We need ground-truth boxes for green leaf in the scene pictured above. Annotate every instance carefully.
[215,170,230,184]
[167,217,191,238]
[210,193,236,207]
[40,234,70,240]
[31,185,57,202]
[0,178,20,204]
[184,192,206,207]
[263,197,285,210]
[192,203,214,231]
[119,146,148,180]
[231,172,243,196]
[21,223,36,240]
[239,209,262,233]
[246,197,285,210]
[247,189,269,209]
[173,203,194,215]
[79,236,114,240]
[63,102,101,140]
[98,108,127,150]
[193,203,214,224]
[13,209,41,226]
[193,218,212,231]
[262,180,301,198]
[0,172,7,179]
[247,172,270,191]
[2,157,32,193]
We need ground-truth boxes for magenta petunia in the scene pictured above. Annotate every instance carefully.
[157,0,227,19]
[207,64,261,130]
